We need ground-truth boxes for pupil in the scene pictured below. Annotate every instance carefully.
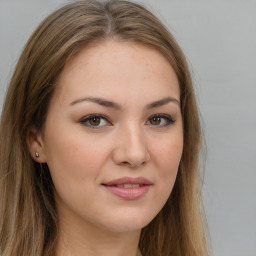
[151,117,161,125]
[90,117,100,126]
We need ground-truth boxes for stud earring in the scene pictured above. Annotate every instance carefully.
[35,152,39,158]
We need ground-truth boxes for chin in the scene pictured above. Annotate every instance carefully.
[97,210,157,233]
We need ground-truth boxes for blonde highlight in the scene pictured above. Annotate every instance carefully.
[0,1,210,255]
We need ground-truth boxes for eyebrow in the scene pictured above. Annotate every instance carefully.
[70,97,122,109]
[70,96,180,109]
[145,96,180,109]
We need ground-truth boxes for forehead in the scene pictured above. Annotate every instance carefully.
[54,40,180,106]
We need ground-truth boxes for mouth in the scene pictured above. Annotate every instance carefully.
[110,184,145,188]
[102,176,152,186]
[102,176,152,200]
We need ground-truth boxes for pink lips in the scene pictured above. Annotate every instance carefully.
[102,176,152,200]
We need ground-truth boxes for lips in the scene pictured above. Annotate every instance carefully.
[102,176,152,200]
[103,176,152,186]
[116,184,141,188]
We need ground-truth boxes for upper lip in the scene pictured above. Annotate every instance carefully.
[102,176,152,186]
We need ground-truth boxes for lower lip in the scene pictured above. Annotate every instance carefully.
[102,185,151,200]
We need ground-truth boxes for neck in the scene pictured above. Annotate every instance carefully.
[55,213,141,256]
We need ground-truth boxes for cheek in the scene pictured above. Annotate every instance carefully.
[150,134,183,196]
[152,136,183,173]
[43,132,112,211]
[43,129,111,186]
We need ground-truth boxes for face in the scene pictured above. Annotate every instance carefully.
[30,41,183,234]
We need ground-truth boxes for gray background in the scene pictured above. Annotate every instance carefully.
[0,0,255,255]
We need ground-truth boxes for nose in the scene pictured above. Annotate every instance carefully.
[112,124,150,168]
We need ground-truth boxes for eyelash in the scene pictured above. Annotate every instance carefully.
[79,114,111,129]
[146,114,175,127]
[79,114,175,129]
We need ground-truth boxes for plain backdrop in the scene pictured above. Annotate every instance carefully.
[0,0,256,255]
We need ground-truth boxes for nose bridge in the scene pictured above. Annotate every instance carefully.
[113,121,150,167]
[126,122,146,153]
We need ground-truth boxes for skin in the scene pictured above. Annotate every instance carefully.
[28,41,183,256]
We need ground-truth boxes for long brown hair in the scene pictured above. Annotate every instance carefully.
[0,1,210,255]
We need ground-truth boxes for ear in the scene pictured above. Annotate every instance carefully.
[26,126,47,163]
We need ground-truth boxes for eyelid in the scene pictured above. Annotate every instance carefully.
[79,114,112,128]
[79,113,175,129]
[146,113,175,126]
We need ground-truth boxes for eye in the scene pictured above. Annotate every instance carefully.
[146,114,175,127]
[79,114,111,128]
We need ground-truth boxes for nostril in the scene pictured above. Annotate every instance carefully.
[121,161,133,167]
[112,140,150,167]
[123,161,147,168]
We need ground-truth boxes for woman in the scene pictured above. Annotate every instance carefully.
[0,0,210,255]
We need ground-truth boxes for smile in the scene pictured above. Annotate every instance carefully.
[102,176,152,200]
[115,184,142,188]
